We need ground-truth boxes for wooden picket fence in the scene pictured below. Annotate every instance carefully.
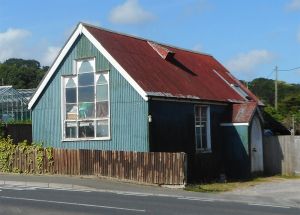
[9,148,187,185]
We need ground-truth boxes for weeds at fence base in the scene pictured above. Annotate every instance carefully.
[0,137,52,174]
[185,176,300,193]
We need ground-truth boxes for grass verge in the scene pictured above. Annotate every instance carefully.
[184,175,300,193]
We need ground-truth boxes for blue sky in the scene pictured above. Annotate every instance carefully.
[0,0,300,83]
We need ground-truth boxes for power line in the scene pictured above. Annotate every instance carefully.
[278,66,300,72]
[249,70,274,89]
[260,66,299,80]
[265,70,274,79]
[274,65,300,111]
[253,65,299,85]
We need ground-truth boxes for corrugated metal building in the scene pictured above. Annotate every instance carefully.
[29,23,264,180]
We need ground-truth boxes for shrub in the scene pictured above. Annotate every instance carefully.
[0,137,53,173]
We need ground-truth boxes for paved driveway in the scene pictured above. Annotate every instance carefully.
[224,179,300,207]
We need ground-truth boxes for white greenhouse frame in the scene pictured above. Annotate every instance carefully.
[0,86,34,122]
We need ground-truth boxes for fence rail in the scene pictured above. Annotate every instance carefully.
[264,135,300,175]
[9,149,186,185]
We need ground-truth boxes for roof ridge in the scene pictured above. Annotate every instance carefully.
[81,22,212,57]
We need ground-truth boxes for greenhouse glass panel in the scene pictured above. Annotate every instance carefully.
[0,86,33,122]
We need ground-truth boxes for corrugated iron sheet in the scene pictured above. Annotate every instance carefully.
[85,24,261,104]
[231,102,257,123]
[32,35,149,151]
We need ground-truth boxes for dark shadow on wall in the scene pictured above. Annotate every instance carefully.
[186,124,251,183]
[187,152,221,183]
[187,107,228,183]
[263,136,284,176]
[222,126,251,180]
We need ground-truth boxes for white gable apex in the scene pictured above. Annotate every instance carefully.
[28,23,148,109]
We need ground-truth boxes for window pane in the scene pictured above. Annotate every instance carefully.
[66,88,76,103]
[196,107,200,115]
[195,106,209,150]
[195,127,201,149]
[78,86,94,102]
[66,104,77,120]
[79,121,95,138]
[78,60,94,74]
[78,73,94,86]
[96,120,109,137]
[232,84,249,98]
[78,102,95,119]
[66,78,76,88]
[65,122,77,138]
[201,126,207,149]
[201,107,207,121]
[96,84,108,101]
[96,101,108,117]
[96,73,108,84]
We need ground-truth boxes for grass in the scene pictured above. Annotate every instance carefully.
[184,175,300,193]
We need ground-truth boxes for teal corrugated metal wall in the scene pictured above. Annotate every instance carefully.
[32,35,149,151]
[222,125,250,178]
[223,125,249,156]
[233,125,249,155]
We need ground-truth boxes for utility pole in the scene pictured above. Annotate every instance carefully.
[292,115,295,136]
[273,65,300,118]
[275,66,278,110]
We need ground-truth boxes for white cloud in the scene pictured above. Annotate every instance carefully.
[183,0,212,17]
[192,43,203,52]
[41,46,61,66]
[0,27,62,66]
[0,28,31,62]
[286,0,300,11]
[109,0,155,25]
[226,49,274,73]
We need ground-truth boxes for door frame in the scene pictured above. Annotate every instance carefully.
[249,114,264,173]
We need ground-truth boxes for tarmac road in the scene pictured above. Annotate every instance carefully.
[0,183,300,215]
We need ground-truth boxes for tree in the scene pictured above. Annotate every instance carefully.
[248,78,275,105]
[247,78,300,134]
[0,58,47,89]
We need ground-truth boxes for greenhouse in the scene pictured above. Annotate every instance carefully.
[0,86,34,122]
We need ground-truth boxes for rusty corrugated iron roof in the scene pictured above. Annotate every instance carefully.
[147,41,174,60]
[232,102,258,123]
[84,24,262,104]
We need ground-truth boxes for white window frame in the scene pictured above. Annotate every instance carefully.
[61,57,111,141]
[194,105,211,152]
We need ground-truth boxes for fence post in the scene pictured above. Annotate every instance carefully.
[183,152,188,185]
[4,148,188,185]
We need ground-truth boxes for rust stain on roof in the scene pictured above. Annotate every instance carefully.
[232,102,258,123]
[84,24,262,104]
[147,41,174,60]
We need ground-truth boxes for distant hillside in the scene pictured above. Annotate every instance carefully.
[246,78,300,106]
[242,78,300,134]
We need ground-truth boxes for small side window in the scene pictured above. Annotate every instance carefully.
[194,105,211,152]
